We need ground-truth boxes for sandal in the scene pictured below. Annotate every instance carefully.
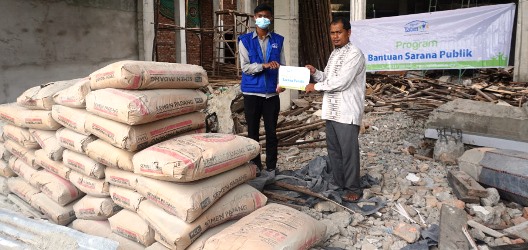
[342,192,361,203]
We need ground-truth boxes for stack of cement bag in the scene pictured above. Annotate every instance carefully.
[0,79,87,226]
[0,121,15,196]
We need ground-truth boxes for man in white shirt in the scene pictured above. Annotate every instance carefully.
[305,17,366,202]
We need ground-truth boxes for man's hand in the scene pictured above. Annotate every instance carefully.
[305,83,316,93]
[276,86,285,93]
[263,61,280,69]
[305,65,316,75]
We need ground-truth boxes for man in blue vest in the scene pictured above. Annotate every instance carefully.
[238,3,285,173]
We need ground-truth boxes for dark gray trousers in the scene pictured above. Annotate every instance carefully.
[326,120,361,194]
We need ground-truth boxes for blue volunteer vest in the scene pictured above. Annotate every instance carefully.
[239,32,284,94]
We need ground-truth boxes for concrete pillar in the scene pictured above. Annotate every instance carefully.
[174,0,187,63]
[142,0,155,61]
[274,0,299,111]
[514,1,528,82]
[350,0,366,21]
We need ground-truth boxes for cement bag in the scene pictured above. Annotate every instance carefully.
[86,112,205,152]
[0,121,5,142]
[3,124,39,149]
[56,127,97,154]
[0,159,16,178]
[146,241,170,250]
[63,149,105,179]
[136,163,255,223]
[137,184,267,250]
[106,168,140,190]
[89,60,208,90]
[51,105,91,135]
[109,233,147,250]
[133,133,260,182]
[0,176,9,195]
[4,139,38,169]
[0,103,62,130]
[108,209,155,246]
[0,143,12,161]
[31,170,83,206]
[8,157,38,186]
[109,185,145,212]
[85,139,134,171]
[32,192,76,225]
[52,78,91,108]
[72,219,113,238]
[7,177,40,205]
[186,221,235,250]
[35,149,71,179]
[29,129,64,160]
[68,171,109,197]
[73,196,121,220]
[203,203,327,250]
[86,88,207,125]
[16,80,74,110]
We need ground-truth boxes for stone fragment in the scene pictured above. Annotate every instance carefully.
[481,188,500,207]
[393,222,420,243]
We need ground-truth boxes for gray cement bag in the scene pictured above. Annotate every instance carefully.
[56,127,97,154]
[29,129,64,160]
[86,112,205,152]
[68,171,109,197]
[31,192,76,225]
[85,139,134,172]
[136,163,256,223]
[105,168,140,190]
[0,176,9,195]
[31,170,83,206]
[0,143,12,161]
[51,105,91,135]
[109,185,145,212]
[4,139,38,169]
[137,184,267,250]
[17,80,74,110]
[86,88,207,125]
[0,103,62,130]
[8,157,39,186]
[108,209,155,247]
[35,149,71,179]
[7,177,40,205]
[133,133,259,182]
[63,149,105,179]
[89,60,208,90]
[202,203,327,250]
[0,159,16,178]
[52,78,91,108]
[3,124,39,149]
[73,196,121,220]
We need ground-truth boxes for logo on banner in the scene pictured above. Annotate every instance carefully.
[404,20,429,33]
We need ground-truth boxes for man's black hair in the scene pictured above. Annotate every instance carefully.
[254,3,273,15]
[331,16,351,31]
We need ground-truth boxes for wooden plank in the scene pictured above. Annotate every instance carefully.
[447,170,488,197]
[489,243,528,250]
[439,205,470,250]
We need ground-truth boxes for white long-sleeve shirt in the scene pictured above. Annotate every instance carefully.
[313,42,366,125]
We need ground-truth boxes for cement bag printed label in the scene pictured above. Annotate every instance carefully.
[0,159,16,178]
[29,129,64,160]
[186,221,235,250]
[31,169,83,206]
[106,167,140,190]
[7,177,40,205]
[52,78,91,108]
[63,149,105,179]
[56,127,97,154]
[137,184,267,250]
[35,149,71,179]
[31,192,76,225]
[86,88,207,125]
[86,112,205,152]
[0,176,9,196]
[133,133,260,182]
[109,185,145,212]
[3,124,39,149]
[85,139,134,172]
[8,157,38,185]
[0,103,62,130]
[72,219,113,238]
[89,60,208,90]
[108,209,155,247]
[203,203,327,250]
[0,143,12,161]
[16,80,74,110]
[136,163,256,223]
[73,195,121,220]
[68,171,109,197]
[4,139,38,169]
[51,105,91,135]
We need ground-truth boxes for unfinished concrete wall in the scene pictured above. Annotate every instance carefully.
[0,0,139,102]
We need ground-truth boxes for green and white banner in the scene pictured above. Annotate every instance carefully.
[350,4,515,71]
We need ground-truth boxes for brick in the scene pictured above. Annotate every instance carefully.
[393,222,420,243]
[513,216,528,226]
[523,207,528,219]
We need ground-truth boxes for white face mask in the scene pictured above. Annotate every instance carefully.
[255,17,271,29]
